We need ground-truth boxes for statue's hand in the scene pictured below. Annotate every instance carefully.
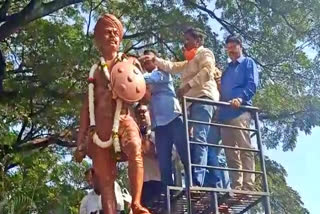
[74,144,86,163]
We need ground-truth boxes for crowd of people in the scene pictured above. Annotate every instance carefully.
[75,13,258,214]
[139,28,258,192]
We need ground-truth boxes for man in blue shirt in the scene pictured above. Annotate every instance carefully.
[219,35,259,191]
[141,49,189,188]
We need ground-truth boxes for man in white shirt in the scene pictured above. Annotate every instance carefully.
[135,104,162,207]
[80,168,126,214]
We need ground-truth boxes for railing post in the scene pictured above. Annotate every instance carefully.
[167,186,171,214]
[253,111,271,214]
[182,96,193,214]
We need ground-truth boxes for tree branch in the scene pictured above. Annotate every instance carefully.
[86,0,93,36]
[16,119,28,143]
[123,23,177,40]
[0,0,84,41]
[125,42,159,53]
[0,0,11,21]
[0,48,5,94]
[151,32,180,60]
[17,136,76,151]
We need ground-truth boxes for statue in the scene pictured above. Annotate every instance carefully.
[74,14,150,214]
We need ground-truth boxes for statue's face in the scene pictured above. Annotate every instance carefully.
[95,26,120,54]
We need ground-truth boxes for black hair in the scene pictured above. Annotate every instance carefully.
[184,27,205,45]
[225,35,242,46]
[85,168,93,176]
[143,49,157,56]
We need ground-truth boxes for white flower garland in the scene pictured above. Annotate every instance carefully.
[88,57,121,154]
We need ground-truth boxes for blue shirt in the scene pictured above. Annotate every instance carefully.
[144,69,181,129]
[219,56,259,121]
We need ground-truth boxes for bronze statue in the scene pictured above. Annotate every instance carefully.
[74,14,150,214]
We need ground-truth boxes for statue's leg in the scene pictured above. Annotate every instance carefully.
[119,115,150,214]
[92,147,117,214]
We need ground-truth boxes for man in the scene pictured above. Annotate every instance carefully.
[219,35,258,191]
[140,28,221,187]
[135,104,162,208]
[80,169,125,214]
[74,14,150,214]
[80,168,103,214]
[140,49,189,187]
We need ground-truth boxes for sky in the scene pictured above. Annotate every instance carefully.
[205,2,319,213]
[265,127,320,214]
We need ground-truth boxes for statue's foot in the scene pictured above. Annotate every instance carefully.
[132,203,151,214]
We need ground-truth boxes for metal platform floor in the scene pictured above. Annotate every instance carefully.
[146,186,269,214]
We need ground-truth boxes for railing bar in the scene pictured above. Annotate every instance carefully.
[188,119,257,132]
[190,164,264,174]
[190,141,260,152]
[184,96,259,111]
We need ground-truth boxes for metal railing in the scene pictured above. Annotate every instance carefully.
[166,96,271,214]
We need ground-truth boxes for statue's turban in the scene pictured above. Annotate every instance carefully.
[94,14,123,41]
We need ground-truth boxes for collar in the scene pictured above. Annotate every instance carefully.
[196,46,204,54]
[229,55,245,65]
[89,190,99,196]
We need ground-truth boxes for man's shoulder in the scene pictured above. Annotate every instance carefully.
[242,57,256,65]
[153,69,171,76]
[80,194,89,204]
[198,47,214,56]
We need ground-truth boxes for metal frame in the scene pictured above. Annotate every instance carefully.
[166,96,272,214]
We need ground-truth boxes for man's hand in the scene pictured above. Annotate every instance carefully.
[177,84,191,98]
[139,55,156,64]
[229,98,242,109]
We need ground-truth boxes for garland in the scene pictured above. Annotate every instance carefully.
[87,57,121,154]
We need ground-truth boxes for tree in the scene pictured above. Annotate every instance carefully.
[254,157,309,214]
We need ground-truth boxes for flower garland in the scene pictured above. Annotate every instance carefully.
[87,57,121,154]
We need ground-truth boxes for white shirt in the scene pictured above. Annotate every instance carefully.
[143,132,161,182]
[79,181,125,214]
[79,190,102,214]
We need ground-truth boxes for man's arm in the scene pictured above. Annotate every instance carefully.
[143,70,171,84]
[239,58,259,102]
[187,49,218,88]
[155,57,188,74]
[214,67,222,93]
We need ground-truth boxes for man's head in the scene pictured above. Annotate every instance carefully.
[135,104,151,134]
[94,14,123,58]
[85,168,93,187]
[142,50,157,72]
[225,35,243,62]
[85,168,100,195]
[183,28,205,51]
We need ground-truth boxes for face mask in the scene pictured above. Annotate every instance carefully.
[183,48,197,61]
